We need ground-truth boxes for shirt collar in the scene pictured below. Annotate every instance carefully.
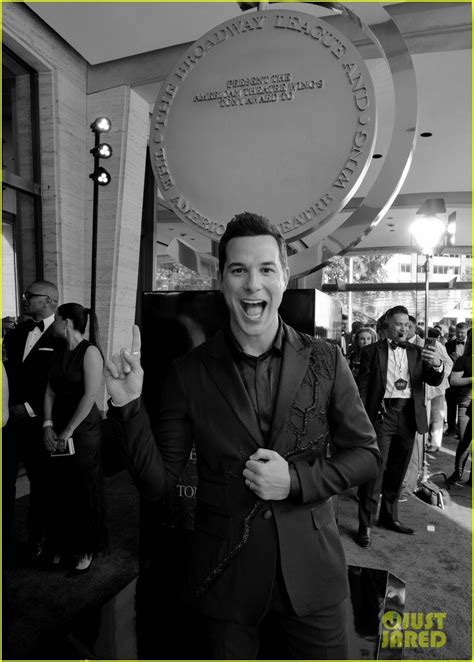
[42,314,55,331]
[386,337,407,349]
[226,317,284,360]
[28,313,55,333]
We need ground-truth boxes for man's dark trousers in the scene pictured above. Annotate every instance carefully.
[3,417,51,560]
[358,399,416,526]
[445,386,459,432]
[207,565,349,660]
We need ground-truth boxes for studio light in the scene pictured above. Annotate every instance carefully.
[410,215,446,256]
[90,166,111,186]
[90,116,112,133]
[91,143,113,159]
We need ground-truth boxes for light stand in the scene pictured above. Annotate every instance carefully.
[410,206,452,505]
[418,254,439,490]
[89,117,113,318]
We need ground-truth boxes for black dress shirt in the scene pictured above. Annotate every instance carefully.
[225,323,284,445]
[225,323,301,498]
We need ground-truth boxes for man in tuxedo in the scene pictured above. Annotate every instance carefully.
[445,322,468,435]
[106,212,380,660]
[356,306,444,549]
[3,280,60,562]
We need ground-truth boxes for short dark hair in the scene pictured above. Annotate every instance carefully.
[409,315,417,325]
[385,305,409,321]
[428,327,441,339]
[218,211,288,273]
[456,322,468,330]
[376,314,387,332]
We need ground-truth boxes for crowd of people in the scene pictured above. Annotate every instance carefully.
[342,316,472,491]
[2,212,472,659]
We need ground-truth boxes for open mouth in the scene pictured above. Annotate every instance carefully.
[240,299,267,320]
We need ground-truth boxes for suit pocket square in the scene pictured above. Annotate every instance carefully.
[38,347,54,351]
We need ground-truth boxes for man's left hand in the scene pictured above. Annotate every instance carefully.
[243,449,290,500]
[421,345,442,368]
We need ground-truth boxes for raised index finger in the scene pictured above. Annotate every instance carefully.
[131,324,141,354]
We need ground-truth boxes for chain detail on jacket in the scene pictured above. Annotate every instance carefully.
[195,339,336,598]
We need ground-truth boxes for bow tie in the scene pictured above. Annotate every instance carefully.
[26,319,45,332]
[391,340,407,350]
[457,341,465,345]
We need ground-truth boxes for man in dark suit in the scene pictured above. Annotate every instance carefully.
[356,305,444,549]
[3,280,60,562]
[105,212,381,660]
[445,322,468,435]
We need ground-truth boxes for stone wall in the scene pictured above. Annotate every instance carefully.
[3,3,151,406]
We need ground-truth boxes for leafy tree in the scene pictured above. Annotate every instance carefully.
[155,263,212,291]
[323,255,390,284]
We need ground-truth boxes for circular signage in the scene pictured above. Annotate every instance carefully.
[151,8,377,242]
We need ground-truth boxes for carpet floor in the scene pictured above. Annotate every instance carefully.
[3,433,471,660]
[3,469,139,659]
[338,432,472,660]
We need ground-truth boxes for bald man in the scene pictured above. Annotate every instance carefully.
[3,280,62,564]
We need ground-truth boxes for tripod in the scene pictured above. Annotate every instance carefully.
[415,429,449,509]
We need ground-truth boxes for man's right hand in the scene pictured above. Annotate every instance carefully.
[105,325,144,406]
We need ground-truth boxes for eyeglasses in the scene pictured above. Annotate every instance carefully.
[22,291,51,301]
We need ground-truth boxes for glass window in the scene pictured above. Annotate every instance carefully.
[2,47,42,311]
[2,216,17,317]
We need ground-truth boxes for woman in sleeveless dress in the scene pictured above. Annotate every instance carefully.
[43,303,105,574]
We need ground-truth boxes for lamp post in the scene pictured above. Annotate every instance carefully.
[410,213,446,329]
[410,209,449,492]
[89,117,113,318]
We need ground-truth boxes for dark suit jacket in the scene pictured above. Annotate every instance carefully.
[357,339,444,433]
[3,321,61,416]
[445,338,464,363]
[109,322,380,624]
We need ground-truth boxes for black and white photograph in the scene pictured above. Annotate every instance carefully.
[2,2,472,660]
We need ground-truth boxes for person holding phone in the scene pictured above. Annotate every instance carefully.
[43,303,105,574]
[356,306,445,548]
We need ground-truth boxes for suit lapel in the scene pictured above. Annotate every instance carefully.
[201,331,265,448]
[377,340,388,389]
[23,324,55,363]
[270,324,312,447]
[406,343,418,381]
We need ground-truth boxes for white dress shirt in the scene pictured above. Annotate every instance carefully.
[384,339,412,399]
